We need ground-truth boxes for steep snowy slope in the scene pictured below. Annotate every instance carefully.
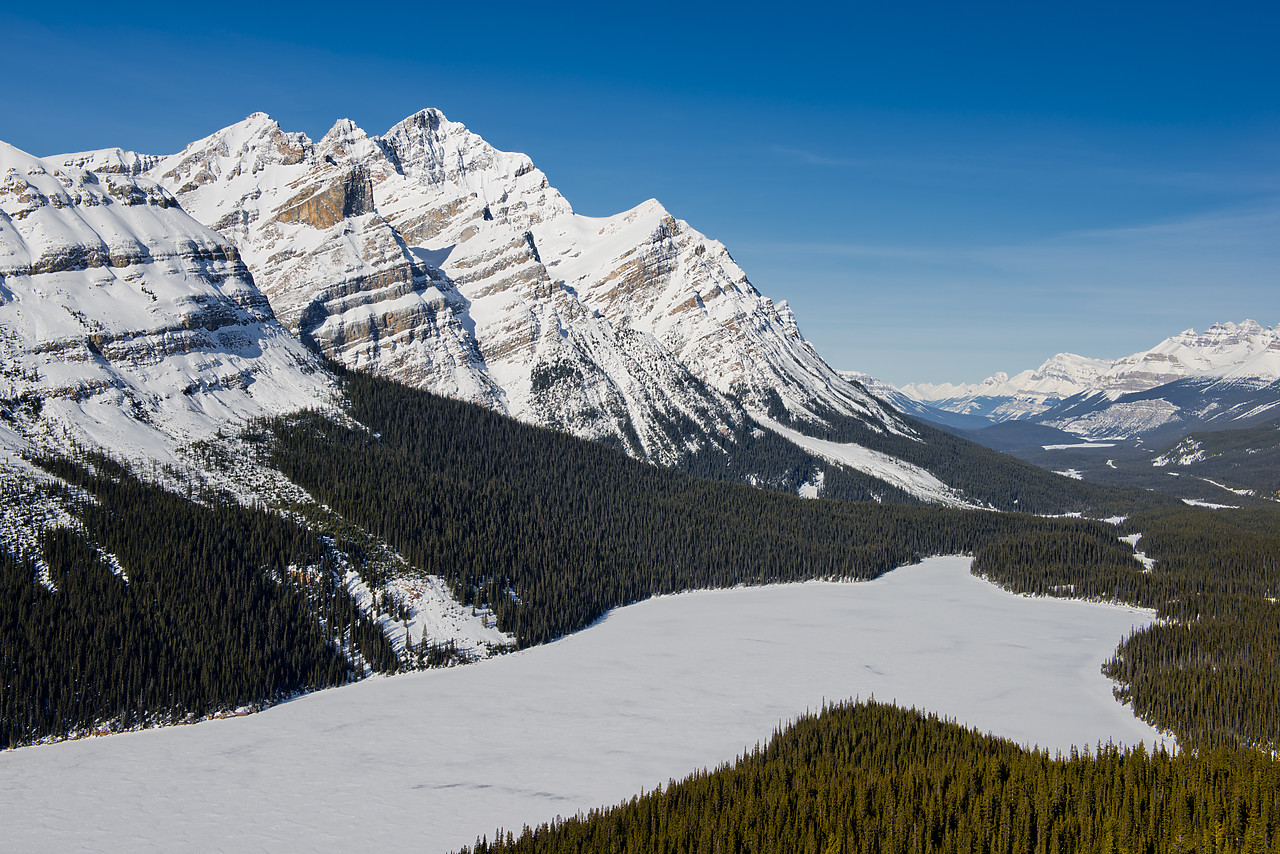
[0,140,514,710]
[65,109,908,470]
[0,140,333,464]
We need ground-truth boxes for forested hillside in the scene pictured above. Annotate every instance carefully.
[975,506,1280,749]
[0,455,396,749]
[459,700,1280,854]
[266,368,1147,648]
[4,365,1269,755]
[0,366,1141,748]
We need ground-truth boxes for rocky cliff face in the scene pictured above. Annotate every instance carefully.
[0,140,332,465]
[74,109,906,464]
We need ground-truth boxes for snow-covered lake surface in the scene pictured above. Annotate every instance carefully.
[0,556,1164,853]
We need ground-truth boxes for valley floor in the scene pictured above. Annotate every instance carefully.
[0,556,1164,853]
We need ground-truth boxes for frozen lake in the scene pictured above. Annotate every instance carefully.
[0,556,1164,852]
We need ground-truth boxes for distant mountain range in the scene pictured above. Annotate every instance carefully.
[898,320,1280,440]
[891,322,1280,504]
[7,110,1271,512]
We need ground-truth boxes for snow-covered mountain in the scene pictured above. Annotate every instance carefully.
[59,110,906,467]
[902,352,1113,422]
[0,140,333,465]
[900,321,1280,437]
[842,370,1011,430]
[0,139,511,669]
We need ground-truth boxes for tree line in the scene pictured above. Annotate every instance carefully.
[264,369,1145,650]
[0,453,396,748]
[459,700,1280,854]
[974,505,1280,749]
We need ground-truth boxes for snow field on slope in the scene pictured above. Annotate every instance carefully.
[0,557,1164,853]
[753,414,972,506]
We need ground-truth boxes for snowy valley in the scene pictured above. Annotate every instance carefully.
[0,556,1163,853]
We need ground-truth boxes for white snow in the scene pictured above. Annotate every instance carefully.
[0,141,336,470]
[1197,477,1256,497]
[753,414,972,506]
[0,556,1163,853]
[1054,469,1084,480]
[1119,533,1156,571]
[346,567,514,659]
[797,467,824,499]
[1182,498,1242,509]
[100,110,912,469]
[1042,443,1116,450]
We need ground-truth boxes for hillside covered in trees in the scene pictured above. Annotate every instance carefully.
[459,700,1280,854]
[4,366,1275,759]
[0,455,397,749]
[264,368,1156,648]
[974,505,1280,749]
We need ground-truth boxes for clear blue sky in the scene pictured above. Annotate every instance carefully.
[3,1,1276,385]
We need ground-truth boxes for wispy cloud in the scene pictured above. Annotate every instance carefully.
[1061,199,1280,247]
[759,198,1280,275]
[769,141,1280,199]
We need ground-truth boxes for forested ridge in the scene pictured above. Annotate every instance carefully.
[974,506,1280,749]
[0,454,397,749]
[459,701,1280,854]
[1,368,1143,749]
[265,369,1144,648]
[266,370,1280,751]
[4,366,1274,761]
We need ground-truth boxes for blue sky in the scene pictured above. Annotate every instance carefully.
[3,1,1276,385]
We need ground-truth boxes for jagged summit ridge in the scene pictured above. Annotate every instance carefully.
[63,109,906,467]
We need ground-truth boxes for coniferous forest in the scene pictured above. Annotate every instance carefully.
[973,506,1280,749]
[0,454,396,748]
[5,364,1276,758]
[263,368,1151,648]
[458,701,1280,854]
[1,366,1161,748]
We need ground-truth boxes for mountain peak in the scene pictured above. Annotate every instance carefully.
[0,136,332,463]
[134,109,901,467]
[321,118,368,144]
[899,319,1280,427]
[0,139,43,173]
